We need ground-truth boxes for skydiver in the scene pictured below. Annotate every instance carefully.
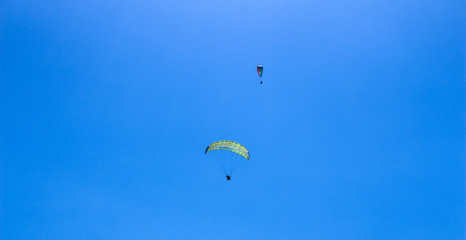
[260,81,263,84]
[226,175,231,180]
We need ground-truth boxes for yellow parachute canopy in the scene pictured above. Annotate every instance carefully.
[205,140,250,160]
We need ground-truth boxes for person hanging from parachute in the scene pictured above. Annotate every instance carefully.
[205,140,250,181]
[257,65,263,84]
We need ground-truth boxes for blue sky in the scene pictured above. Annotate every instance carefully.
[1,0,465,239]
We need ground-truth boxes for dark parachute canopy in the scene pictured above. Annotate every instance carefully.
[257,65,263,77]
[205,140,250,179]
[257,65,264,84]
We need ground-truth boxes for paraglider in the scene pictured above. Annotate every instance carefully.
[257,65,263,84]
[205,140,250,180]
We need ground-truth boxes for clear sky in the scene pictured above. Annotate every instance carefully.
[1,0,465,239]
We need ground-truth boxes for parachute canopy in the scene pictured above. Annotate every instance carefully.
[257,65,263,77]
[205,140,250,160]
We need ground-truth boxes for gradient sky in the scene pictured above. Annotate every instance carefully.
[1,0,465,239]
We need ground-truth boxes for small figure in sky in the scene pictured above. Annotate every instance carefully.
[257,65,263,84]
[226,175,231,180]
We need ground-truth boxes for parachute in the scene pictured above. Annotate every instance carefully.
[205,140,250,160]
[257,65,263,84]
[257,65,263,77]
[205,140,250,179]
